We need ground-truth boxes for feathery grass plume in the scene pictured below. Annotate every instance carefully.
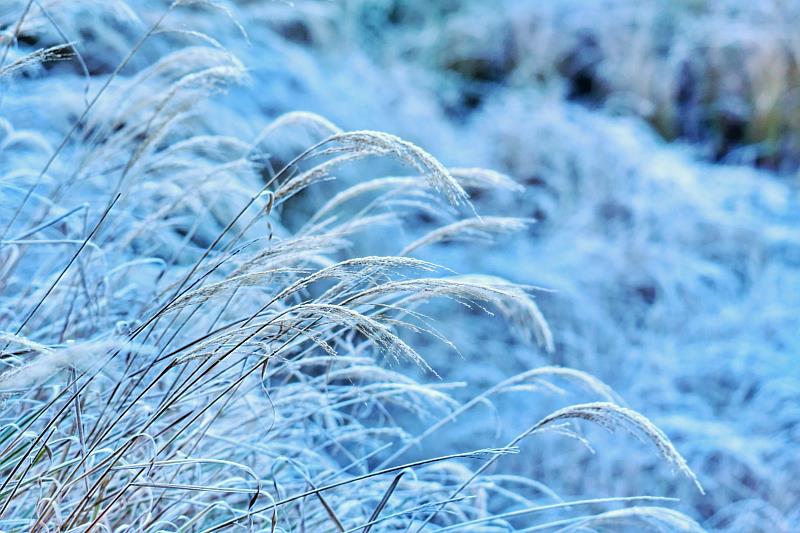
[379,366,624,468]
[251,110,342,147]
[248,111,342,173]
[318,130,471,207]
[310,176,427,223]
[0,332,54,358]
[399,216,534,255]
[273,256,442,300]
[229,232,353,276]
[431,497,688,532]
[412,401,704,531]
[350,275,554,352]
[561,506,706,532]
[0,340,149,391]
[458,274,554,352]
[449,167,524,192]
[164,266,306,311]
[535,402,704,494]
[0,43,74,78]
[274,154,364,204]
[291,302,436,373]
[309,167,520,225]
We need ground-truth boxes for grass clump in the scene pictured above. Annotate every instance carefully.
[0,1,703,531]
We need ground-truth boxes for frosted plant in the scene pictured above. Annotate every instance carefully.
[0,1,712,532]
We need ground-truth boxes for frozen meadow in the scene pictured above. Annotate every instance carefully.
[0,1,798,531]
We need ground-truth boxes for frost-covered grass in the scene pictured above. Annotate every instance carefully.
[1,0,798,532]
[332,0,800,171]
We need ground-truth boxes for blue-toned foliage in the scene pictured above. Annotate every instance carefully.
[0,1,797,531]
